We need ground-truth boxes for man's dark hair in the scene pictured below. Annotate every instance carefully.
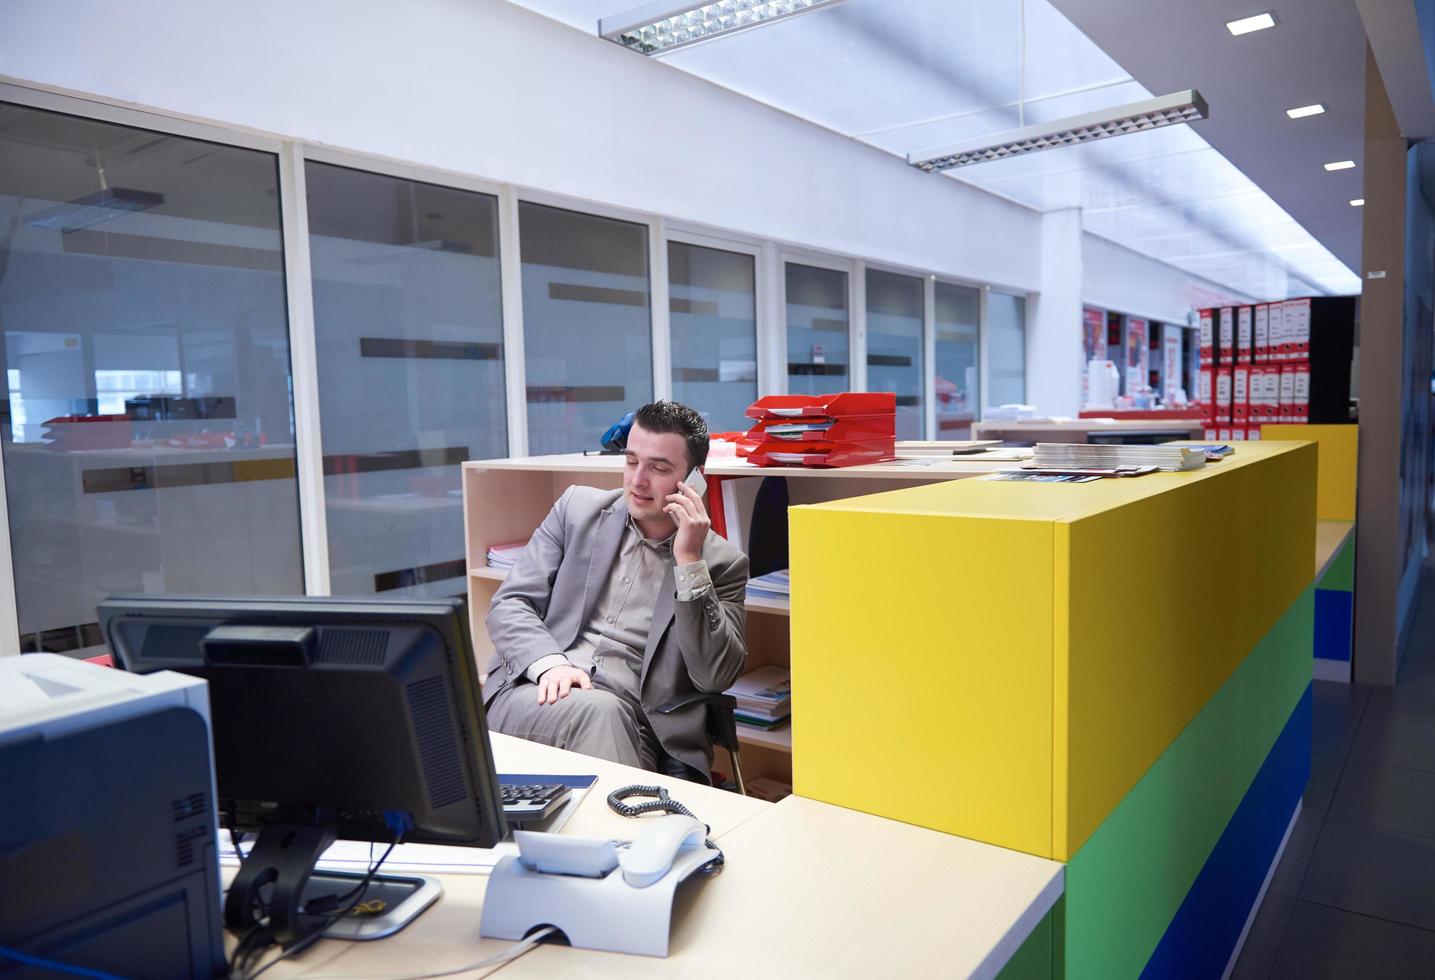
[633,401,709,469]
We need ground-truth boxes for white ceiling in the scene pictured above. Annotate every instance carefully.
[507,0,1364,299]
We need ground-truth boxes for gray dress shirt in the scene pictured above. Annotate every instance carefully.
[525,516,712,710]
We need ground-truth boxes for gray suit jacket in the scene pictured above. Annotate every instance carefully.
[484,486,749,776]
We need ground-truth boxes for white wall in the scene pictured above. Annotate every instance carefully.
[1082,233,1255,325]
[1025,209,1085,416]
[0,0,1043,293]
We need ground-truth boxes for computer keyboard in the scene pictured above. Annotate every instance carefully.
[501,782,572,824]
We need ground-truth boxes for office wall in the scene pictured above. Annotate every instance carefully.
[0,0,1043,294]
[1083,232,1256,327]
[1355,47,1435,685]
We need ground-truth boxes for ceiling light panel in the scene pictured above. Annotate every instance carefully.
[1226,12,1276,36]
[1324,160,1356,171]
[600,0,847,54]
[908,90,1208,172]
[1350,199,1365,206]
[1286,104,1326,119]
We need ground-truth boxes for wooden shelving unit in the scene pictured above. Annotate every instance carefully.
[462,452,1004,790]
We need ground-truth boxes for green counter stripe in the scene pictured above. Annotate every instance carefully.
[997,899,1061,980]
[1063,587,1313,980]
[1317,535,1355,592]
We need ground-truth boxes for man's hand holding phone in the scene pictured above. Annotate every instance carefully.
[667,467,710,565]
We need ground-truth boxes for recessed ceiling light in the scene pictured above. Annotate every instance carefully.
[1227,12,1276,35]
[1350,199,1365,207]
[1287,104,1326,119]
[1324,160,1356,171]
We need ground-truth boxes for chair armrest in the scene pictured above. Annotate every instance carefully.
[654,692,736,715]
[654,693,741,755]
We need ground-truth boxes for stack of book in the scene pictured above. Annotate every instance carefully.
[486,540,529,570]
[725,665,791,730]
[1031,443,1207,473]
[746,568,790,602]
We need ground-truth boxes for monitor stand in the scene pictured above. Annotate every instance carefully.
[225,823,442,945]
[301,870,442,941]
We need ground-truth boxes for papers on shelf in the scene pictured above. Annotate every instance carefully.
[746,568,790,601]
[726,665,791,727]
[1031,443,1207,473]
[487,539,530,570]
[894,440,1001,457]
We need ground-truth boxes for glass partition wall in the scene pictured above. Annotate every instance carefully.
[935,282,981,435]
[0,101,303,652]
[865,269,925,440]
[520,202,652,455]
[305,162,506,597]
[0,92,1033,654]
[668,241,757,431]
[785,262,849,397]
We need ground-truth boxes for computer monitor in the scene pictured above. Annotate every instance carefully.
[100,593,506,946]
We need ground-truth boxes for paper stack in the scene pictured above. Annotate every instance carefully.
[746,568,790,602]
[1032,443,1207,473]
[486,540,529,570]
[725,665,791,730]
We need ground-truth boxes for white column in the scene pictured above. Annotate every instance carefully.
[1026,207,1085,417]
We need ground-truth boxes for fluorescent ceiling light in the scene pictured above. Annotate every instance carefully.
[1226,12,1276,35]
[600,0,848,55]
[1324,160,1356,171]
[908,90,1208,172]
[1286,104,1326,119]
[1350,199,1365,207]
[25,188,164,234]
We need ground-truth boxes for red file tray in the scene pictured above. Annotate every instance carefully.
[747,415,895,443]
[747,440,894,468]
[746,392,896,421]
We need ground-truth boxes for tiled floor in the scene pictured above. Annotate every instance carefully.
[1231,590,1435,979]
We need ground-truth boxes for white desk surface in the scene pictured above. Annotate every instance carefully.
[463,451,1014,481]
[973,418,1205,434]
[240,734,1062,979]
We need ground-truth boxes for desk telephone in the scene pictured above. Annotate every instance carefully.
[479,784,725,956]
[515,814,707,886]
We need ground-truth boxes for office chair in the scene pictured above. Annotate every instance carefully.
[655,692,746,796]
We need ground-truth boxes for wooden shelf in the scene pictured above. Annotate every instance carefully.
[470,565,790,615]
[737,722,792,753]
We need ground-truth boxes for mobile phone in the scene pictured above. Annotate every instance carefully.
[684,466,707,497]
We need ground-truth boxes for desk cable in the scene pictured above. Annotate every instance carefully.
[606,784,725,873]
[296,926,557,980]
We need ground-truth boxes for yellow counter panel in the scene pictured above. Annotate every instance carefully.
[790,441,1317,861]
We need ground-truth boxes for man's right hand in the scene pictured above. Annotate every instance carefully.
[536,665,593,705]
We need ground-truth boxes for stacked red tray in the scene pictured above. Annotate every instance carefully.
[743,392,895,468]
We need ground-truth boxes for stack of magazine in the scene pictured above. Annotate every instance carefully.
[746,568,790,602]
[1031,443,1207,473]
[725,665,791,730]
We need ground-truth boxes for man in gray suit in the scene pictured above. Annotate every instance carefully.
[483,401,749,782]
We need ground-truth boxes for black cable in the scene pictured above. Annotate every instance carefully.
[605,784,723,872]
[243,837,400,980]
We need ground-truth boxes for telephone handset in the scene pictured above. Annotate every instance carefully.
[683,466,707,498]
[513,814,710,888]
